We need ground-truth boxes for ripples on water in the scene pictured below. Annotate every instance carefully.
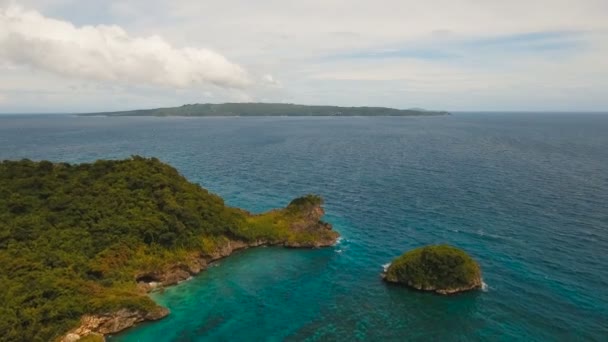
[1,113,607,340]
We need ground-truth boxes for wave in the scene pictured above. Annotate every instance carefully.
[481,280,489,292]
[333,237,344,246]
[382,263,391,272]
[178,276,193,284]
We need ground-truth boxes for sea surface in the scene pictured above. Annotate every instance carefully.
[1,113,607,341]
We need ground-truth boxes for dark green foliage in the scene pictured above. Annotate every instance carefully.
[385,245,481,291]
[0,157,237,340]
[0,157,335,341]
[0,157,245,249]
[82,103,450,117]
[287,194,323,210]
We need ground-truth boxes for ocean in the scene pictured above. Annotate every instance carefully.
[1,113,607,340]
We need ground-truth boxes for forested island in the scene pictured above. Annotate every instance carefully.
[0,157,339,341]
[383,245,482,295]
[80,103,449,117]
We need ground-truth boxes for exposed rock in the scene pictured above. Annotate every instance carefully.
[283,203,339,247]
[144,307,171,321]
[63,333,81,342]
[62,308,169,341]
[208,240,250,260]
[161,267,192,286]
[435,281,482,295]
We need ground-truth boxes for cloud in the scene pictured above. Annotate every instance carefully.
[0,5,250,88]
[262,74,282,88]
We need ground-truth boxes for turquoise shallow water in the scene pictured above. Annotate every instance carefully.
[1,113,607,340]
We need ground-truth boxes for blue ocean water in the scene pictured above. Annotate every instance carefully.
[1,113,607,340]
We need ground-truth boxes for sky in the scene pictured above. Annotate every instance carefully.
[1,0,607,113]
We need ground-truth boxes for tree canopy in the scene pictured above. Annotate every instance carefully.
[384,245,481,292]
[0,157,335,341]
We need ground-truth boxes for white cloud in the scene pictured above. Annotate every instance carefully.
[0,5,250,88]
[262,74,282,88]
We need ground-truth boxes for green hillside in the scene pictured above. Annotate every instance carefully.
[0,157,338,341]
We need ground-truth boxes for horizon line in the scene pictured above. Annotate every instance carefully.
[1,111,608,115]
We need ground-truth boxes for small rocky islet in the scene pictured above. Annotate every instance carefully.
[383,244,482,295]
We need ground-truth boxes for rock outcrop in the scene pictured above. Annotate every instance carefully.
[134,240,267,289]
[61,308,169,341]
[283,195,339,247]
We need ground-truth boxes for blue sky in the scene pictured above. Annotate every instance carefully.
[1,0,607,112]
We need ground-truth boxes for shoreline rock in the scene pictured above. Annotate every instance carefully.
[382,275,482,295]
[61,308,169,342]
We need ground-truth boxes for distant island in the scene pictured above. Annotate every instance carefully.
[383,245,482,295]
[79,103,450,117]
[0,157,339,341]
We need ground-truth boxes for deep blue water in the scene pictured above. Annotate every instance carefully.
[1,113,607,341]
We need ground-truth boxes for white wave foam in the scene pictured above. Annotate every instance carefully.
[481,280,489,292]
[382,263,391,272]
[177,276,193,284]
[333,237,344,246]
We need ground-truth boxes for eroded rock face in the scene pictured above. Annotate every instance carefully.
[306,205,325,222]
[284,205,339,248]
[63,333,81,342]
[435,281,482,295]
[61,307,169,341]
[397,277,482,295]
[283,221,339,248]
[136,259,207,288]
[208,240,250,260]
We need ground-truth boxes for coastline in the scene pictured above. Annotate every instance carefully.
[61,237,338,341]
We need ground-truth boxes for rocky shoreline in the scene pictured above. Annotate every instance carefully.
[61,308,169,342]
[382,272,482,295]
[61,205,338,341]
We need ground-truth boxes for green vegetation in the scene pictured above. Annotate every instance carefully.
[384,245,482,293]
[0,157,337,341]
[286,194,323,213]
[81,102,449,117]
